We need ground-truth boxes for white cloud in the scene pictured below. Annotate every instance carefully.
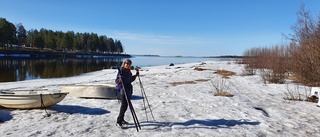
[109,31,217,46]
[96,30,251,56]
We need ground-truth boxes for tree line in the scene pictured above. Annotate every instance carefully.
[242,4,320,86]
[0,17,124,54]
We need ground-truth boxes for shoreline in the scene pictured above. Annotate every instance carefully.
[0,48,131,59]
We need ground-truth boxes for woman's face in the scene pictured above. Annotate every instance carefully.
[123,61,131,69]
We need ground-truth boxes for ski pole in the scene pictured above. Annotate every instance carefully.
[137,74,156,122]
[128,99,141,130]
[117,67,140,132]
[137,73,148,121]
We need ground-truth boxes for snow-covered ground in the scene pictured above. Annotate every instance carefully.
[1,61,319,137]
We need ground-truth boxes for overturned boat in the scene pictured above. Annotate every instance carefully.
[61,84,119,99]
[0,90,68,109]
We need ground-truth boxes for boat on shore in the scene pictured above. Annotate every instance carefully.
[0,90,68,109]
[61,84,119,99]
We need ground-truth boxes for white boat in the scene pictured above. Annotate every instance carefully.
[0,91,68,109]
[311,87,320,107]
[311,87,320,98]
[61,84,119,99]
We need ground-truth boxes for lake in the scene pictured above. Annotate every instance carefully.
[0,56,235,82]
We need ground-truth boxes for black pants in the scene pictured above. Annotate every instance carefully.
[117,85,132,123]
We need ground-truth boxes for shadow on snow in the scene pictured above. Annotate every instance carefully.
[125,119,260,130]
[131,95,144,100]
[0,104,109,123]
[180,119,260,128]
[50,104,110,115]
[0,108,13,123]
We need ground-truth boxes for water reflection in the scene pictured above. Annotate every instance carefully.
[0,58,123,82]
[0,56,238,82]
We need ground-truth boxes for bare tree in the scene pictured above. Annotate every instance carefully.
[289,4,320,86]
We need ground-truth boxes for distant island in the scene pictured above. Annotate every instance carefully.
[134,54,160,57]
[134,55,242,58]
[175,55,242,58]
[204,55,243,58]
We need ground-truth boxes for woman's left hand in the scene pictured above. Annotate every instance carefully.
[135,67,139,75]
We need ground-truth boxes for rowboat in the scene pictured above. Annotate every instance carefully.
[0,91,68,109]
[61,84,119,99]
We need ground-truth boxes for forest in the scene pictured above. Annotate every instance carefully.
[0,18,124,54]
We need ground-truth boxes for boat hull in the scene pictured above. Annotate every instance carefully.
[0,91,68,109]
[61,84,119,99]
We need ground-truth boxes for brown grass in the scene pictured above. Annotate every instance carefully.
[195,79,210,82]
[284,98,303,101]
[169,79,209,86]
[287,74,320,86]
[214,91,234,97]
[169,81,196,86]
[215,70,236,78]
[305,96,319,103]
[286,75,302,83]
[194,67,208,71]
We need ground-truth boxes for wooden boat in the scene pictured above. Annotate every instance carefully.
[0,91,68,109]
[61,84,119,99]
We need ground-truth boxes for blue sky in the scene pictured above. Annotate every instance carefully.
[1,0,320,56]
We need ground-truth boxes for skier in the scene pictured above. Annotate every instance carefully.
[115,59,139,128]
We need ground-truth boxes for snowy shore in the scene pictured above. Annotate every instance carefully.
[1,61,319,137]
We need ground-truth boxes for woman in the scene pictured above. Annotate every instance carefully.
[115,59,139,127]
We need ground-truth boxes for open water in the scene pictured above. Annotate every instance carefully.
[0,56,235,82]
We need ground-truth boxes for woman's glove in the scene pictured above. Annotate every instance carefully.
[117,78,122,84]
[135,67,139,76]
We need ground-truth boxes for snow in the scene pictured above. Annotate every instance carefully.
[1,61,320,137]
